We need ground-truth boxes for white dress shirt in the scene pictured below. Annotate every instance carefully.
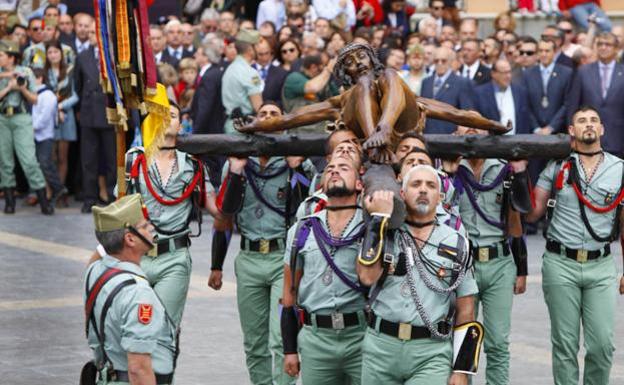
[494,84,516,135]
[312,0,356,30]
[462,60,481,80]
[256,0,285,30]
[75,38,90,55]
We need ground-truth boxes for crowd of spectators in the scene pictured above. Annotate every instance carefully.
[0,0,623,214]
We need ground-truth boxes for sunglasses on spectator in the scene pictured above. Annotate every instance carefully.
[560,28,573,34]
[597,41,615,47]
[519,50,535,56]
[30,27,41,31]
[282,48,297,54]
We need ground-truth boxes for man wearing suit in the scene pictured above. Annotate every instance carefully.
[458,38,491,85]
[253,38,288,106]
[512,36,539,83]
[421,46,476,134]
[63,13,92,55]
[74,32,116,213]
[151,26,178,68]
[541,25,574,69]
[164,20,193,63]
[191,36,228,185]
[568,32,624,158]
[525,39,573,135]
[474,59,535,135]
[523,39,574,186]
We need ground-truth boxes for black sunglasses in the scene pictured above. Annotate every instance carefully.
[519,50,535,56]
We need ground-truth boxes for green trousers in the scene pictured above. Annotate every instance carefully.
[235,249,295,385]
[141,246,192,327]
[474,254,516,385]
[542,251,617,385]
[361,327,452,385]
[298,317,366,385]
[0,113,45,189]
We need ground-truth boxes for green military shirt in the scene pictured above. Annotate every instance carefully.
[84,254,176,374]
[537,152,624,250]
[223,157,315,241]
[22,42,76,69]
[371,223,478,326]
[0,65,36,110]
[125,148,214,242]
[282,71,339,102]
[284,208,366,314]
[221,55,264,134]
[456,159,508,247]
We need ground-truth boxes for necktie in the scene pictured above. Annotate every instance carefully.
[433,78,443,96]
[601,65,610,99]
[260,66,268,81]
[465,67,471,79]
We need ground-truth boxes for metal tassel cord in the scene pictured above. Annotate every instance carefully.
[398,230,469,339]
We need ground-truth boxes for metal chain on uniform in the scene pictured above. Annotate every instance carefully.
[397,229,469,339]
[322,211,357,285]
[151,155,179,194]
[578,152,604,193]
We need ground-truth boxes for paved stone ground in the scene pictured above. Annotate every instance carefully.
[0,202,623,385]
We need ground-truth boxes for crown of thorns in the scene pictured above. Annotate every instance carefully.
[333,43,385,89]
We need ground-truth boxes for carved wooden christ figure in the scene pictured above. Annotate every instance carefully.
[236,43,509,162]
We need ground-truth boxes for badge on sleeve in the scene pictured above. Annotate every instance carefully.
[252,75,261,86]
[138,304,153,324]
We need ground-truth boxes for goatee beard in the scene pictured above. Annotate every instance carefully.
[414,203,430,215]
[326,186,354,197]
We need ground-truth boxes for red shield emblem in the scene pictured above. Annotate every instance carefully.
[138,304,153,325]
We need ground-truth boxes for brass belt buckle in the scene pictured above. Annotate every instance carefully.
[576,249,588,263]
[331,312,345,329]
[478,248,489,262]
[6,106,13,117]
[398,323,412,341]
[259,239,270,254]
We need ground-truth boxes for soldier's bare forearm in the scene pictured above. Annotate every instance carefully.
[454,295,475,325]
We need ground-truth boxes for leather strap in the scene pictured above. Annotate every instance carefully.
[113,370,173,384]
[156,235,190,255]
[545,240,610,261]
[369,313,440,340]
[303,310,360,329]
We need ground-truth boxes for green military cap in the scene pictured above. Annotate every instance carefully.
[93,194,147,232]
[0,39,19,54]
[43,16,58,29]
[236,28,260,45]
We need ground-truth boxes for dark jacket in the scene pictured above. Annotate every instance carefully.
[74,47,112,129]
[523,63,573,133]
[254,63,289,106]
[191,62,228,134]
[567,61,624,155]
[458,62,492,86]
[421,72,476,134]
[474,81,536,135]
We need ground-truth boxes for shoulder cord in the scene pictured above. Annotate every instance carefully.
[310,216,367,293]
[568,159,624,243]
[243,164,294,218]
[454,164,511,231]
[398,229,469,339]
[130,153,205,237]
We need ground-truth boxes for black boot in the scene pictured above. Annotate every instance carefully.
[3,188,15,214]
[36,189,54,215]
